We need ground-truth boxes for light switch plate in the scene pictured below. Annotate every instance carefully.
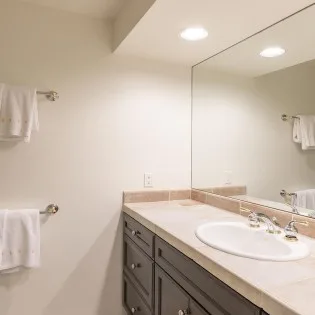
[144,173,153,187]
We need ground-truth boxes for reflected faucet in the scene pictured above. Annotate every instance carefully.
[280,190,299,214]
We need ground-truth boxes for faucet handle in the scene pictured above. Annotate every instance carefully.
[284,220,309,241]
[240,207,260,228]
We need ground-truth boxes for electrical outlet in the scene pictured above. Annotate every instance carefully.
[223,170,232,185]
[144,173,153,187]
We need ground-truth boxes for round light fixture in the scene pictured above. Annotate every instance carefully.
[180,27,208,41]
[260,47,285,58]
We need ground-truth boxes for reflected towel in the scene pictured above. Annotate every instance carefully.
[0,209,40,273]
[0,83,39,142]
[293,115,315,150]
[295,189,315,211]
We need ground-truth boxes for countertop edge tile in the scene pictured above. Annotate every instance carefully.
[261,292,300,315]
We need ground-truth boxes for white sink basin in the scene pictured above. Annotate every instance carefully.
[195,221,310,261]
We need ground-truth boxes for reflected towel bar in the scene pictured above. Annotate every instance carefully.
[37,91,59,102]
[281,114,299,121]
[280,190,297,198]
[40,204,59,215]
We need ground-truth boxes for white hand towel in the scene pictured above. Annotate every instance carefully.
[293,115,315,150]
[0,209,40,273]
[295,189,315,210]
[0,83,39,142]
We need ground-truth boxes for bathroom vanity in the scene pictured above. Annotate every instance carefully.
[123,213,268,315]
[122,195,315,315]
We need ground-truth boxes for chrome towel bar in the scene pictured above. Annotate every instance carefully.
[281,114,299,121]
[280,189,297,198]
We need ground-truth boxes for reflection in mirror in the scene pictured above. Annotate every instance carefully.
[192,4,315,218]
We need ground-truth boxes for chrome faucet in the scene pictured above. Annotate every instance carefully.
[241,207,281,234]
[254,213,281,234]
[284,220,309,241]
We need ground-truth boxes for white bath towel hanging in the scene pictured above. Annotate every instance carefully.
[0,83,39,142]
[293,115,315,150]
[0,209,40,273]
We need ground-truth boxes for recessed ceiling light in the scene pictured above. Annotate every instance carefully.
[260,47,286,58]
[180,27,208,41]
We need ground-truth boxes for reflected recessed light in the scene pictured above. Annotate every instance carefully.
[260,47,286,58]
[180,27,208,41]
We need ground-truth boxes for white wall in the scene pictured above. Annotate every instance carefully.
[192,61,315,203]
[0,2,191,315]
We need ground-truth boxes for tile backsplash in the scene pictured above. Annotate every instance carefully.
[123,189,191,203]
[123,188,315,239]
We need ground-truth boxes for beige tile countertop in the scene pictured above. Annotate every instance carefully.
[123,199,315,315]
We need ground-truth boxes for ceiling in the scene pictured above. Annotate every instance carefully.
[197,4,315,77]
[114,0,315,66]
[18,0,126,19]
[14,0,315,67]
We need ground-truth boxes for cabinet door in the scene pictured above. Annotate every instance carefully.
[155,266,190,315]
[190,299,211,315]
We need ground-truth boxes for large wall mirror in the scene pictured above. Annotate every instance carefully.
[192,4,315,218]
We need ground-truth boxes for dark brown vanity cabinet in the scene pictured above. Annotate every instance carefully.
[123,214,268,315]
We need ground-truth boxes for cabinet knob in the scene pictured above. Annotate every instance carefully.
[178,310,189,315]
[131,263,140,270]
[131,307,138,313]
[131,230,138,236]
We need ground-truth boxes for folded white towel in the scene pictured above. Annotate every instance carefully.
[295,189,315,211]
[0,83,39,142]
[0,209,40,273]
[293,115,315,150]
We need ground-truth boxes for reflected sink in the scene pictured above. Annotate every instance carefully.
[195,221,310,261]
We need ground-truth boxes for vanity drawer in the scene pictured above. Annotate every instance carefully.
[155,237,260,315]
[124,235,154,308]
[124,214,155,258]
[123,273,152,315]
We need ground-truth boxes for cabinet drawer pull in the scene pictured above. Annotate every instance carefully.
[131,307,138,313]
[131,263,140,270]
[131,230,139,236]
[178,310,189,315]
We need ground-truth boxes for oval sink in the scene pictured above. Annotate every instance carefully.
[195,221,310,261]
